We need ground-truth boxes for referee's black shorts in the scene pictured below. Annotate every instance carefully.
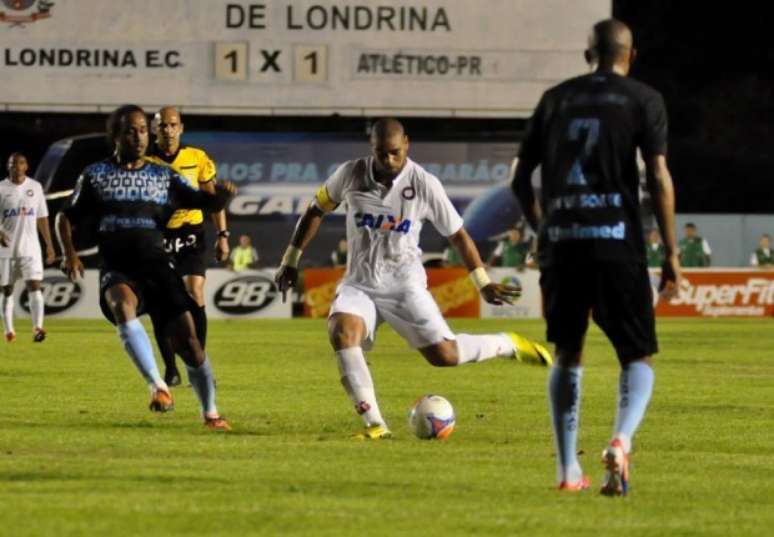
[164,225,207,277]
[540,261,658,361]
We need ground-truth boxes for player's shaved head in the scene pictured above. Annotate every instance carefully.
[370,118,409,182]
[585,19,635,73]
[370,118,405,143]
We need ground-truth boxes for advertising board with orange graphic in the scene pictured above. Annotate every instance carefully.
[303,268,479,318]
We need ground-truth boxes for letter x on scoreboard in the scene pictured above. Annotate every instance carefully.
[214,42,328,83]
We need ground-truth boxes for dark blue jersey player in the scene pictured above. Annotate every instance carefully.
[512,20,680,494]
[57,104,236,431]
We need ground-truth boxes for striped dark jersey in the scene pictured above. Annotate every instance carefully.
[62,158,228,267]
[519,72,668,266]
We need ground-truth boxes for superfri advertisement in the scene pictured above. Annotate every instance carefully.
[0,0,608,117]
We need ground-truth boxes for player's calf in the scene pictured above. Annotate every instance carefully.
[419,341,459,367]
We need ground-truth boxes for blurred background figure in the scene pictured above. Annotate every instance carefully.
[228,234,259,272]
[330,238,348,268]
[646,228,666,268]
[442,243,463,267]
[488,225,531,270]
[750,234,774,268]
[679,222,712,267]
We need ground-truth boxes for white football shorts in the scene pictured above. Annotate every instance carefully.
[329,283,455,350]
[0,256,44,286]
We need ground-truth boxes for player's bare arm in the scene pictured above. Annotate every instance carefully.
[447,227,521,306]
[0,230,8,247]
[36,216,56,265]
[645,154,680,298]
[275,203,325,300]
[511,158,542,231]
[56,212,84,281]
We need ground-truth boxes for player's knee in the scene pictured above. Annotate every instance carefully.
[109,300,136,323]
[328,325,359,349]
[328,317,363,349]
[421,343,458,367]
[26,280,42,291]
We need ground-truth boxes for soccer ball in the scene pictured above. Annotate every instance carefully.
[408,395,455,439]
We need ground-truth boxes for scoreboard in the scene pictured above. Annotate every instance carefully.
[0,0,608,117]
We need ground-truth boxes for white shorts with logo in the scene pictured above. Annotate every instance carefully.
[329,283,455,350]
[0,256,43,286]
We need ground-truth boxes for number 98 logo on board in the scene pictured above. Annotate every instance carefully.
[213,275,279,314]
[20,275,82,315]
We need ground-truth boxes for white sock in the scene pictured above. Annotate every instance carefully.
[455,333,515,364]
[336,347,386,427]
[29,289,44,330]
[1,295,14,335]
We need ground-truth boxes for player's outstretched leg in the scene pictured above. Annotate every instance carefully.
[1,288,15,342]
[329,313,390,439]
[417,333,552,367]
[27,281,46,343]
[169,312,230,431]
[601,357,654,496]
[548,350,589,491]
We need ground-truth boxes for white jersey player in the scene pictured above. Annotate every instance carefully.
[275,119,552,439]
[0,153,56,343]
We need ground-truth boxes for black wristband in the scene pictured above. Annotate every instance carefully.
[217,230,231,238]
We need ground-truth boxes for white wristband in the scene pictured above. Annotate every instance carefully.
[281,246,303,268]
[469,267,491,290]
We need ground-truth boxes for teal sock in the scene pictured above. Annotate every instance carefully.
[117,319,163,387]
[548,366,583,483]
[613,361,654,452]
[186,358,217,416]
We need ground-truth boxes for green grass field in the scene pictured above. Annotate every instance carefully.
[1,317,772,536]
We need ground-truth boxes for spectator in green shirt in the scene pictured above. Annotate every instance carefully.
[228,234,259,272]
[645,228,666,268]
[442,245,463,267]
[331,238,348,267]
[750,234,774,268]
[489,226,531,269]
[678,223,711,267]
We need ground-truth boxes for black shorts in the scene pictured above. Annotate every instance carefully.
[164,225,207,277]
[540,261,657,361]
[98,258,192,327]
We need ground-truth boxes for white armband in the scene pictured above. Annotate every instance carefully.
[469,267,491,290]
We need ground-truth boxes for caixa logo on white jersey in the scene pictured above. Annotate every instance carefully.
[213,274,278,314]
[20,275,82,315]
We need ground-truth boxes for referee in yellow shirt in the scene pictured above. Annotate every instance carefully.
[146,106,230,386]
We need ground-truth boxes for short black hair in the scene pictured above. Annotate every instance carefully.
[684,222,697,229]
[106,104,146,147]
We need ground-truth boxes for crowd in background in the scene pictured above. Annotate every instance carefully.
[236,222,774,272]
[646,223,774,269]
